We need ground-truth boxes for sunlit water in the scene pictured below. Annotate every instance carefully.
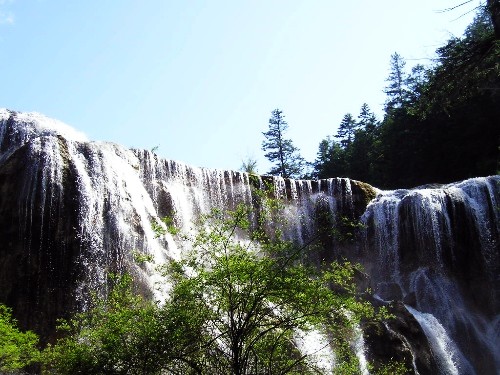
[1,109,499,373]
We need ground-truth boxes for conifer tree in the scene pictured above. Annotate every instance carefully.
[262,109,305,179]
[384,52,409,110]
[357,103,378,131]
[405,65,428,104]
[487,0,500,38]
[335,113,359,148]
[348,104,379,182]
[312,137,348,179]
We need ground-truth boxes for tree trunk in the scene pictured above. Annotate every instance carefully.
[488,0,500,39]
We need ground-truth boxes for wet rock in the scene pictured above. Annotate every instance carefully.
[364,301,440,375]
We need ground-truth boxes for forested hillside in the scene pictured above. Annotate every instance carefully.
[311,7,499,189]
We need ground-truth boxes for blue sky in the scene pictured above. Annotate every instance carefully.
[0,0,481,172]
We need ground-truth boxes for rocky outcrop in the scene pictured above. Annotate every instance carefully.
[0,118,82,341]
[364,301,440,375]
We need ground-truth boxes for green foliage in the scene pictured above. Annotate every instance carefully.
[248,173,261,189]
[42,274,167,374]
[357,103,378,131]
[384,52,410,111]
[159,203,377,374]
[335,113,359,148]
[487,0,500,38]
[312,137,349,179]
[132,250,155,264]
[262,109,305,179]
[312,6,499,188]
[312,104,380,182]
[0,303,40,372]
[313,200,366,251]
[152,216,180,238]
[240,157,258,174]
[42,195,392,374]
[371,360,408,375]
[334,216,366,244]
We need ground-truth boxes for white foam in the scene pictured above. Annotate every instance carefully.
[0,108,88,142]
[406,305,475,375]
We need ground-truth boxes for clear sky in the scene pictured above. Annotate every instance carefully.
[0,0,481,173]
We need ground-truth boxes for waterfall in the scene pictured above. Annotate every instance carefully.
[294,329,335,373]
[0,109,361,308]
[406,306,473,375]
[362,176,500,374]
[0,109,499,373]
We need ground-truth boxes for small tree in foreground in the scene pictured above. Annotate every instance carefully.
[157,204,377,374]
[0,303,40,373]
[42,195,403,374]
[42,275,168,374]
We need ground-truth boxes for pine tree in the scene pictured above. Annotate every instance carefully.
[262,109,305,178]
[487,0,500,38]
[384,52,409,110]
[312,137,348,179]
[357,103,378,131]
[335,113,358,148]
[405,64,428,105]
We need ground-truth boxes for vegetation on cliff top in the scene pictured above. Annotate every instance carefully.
[257,6,499,189]
[313,6,499,188]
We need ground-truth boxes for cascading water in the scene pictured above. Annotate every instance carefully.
[406,306,474,375]
[362,176,500,374]
[0,109,498,374]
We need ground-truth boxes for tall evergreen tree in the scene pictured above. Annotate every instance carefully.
[405,65,428,105]
[384,52,409,110]
[487,0,500,38]
[348,104,379,182]
[262,109,305,178]
[335,113,359,148]
[312,137,349,179]
[357,103,378,131]
[312,7,498,188]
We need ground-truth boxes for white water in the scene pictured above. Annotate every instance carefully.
[406,306,474,375]
[2,109,499,374]
[362,176,500,374]
[294,328,335,373]
[352,324,370,375]
[0,108,87,146]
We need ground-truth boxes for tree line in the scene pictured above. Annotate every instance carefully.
[258,6,499,188]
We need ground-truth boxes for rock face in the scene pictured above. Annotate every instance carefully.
[0,114,83,341]
[0,109,498,374]
[363,301,441,375]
